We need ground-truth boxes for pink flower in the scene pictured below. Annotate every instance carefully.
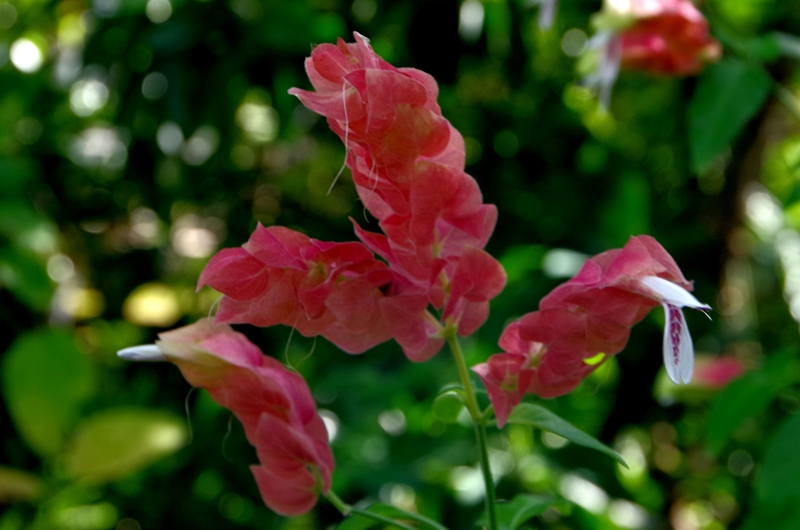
[584,0,720,107]
[691,355,747,389]
[197,225,394,354]
[615,0,722,75]
[473,236,710,424]
[287,33,506,359]
[118,319,333,516]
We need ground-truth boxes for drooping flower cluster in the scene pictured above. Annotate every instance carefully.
[202,33,505,361]
[613,0,722,75]
[584,0,721,106]
[473,236,710,427]
[120,319,334,516]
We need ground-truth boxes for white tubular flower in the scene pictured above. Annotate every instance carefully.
[641,276,711,384]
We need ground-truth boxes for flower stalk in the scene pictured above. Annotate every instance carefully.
[446,329,498,530]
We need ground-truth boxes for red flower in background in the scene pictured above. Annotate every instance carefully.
[474,236,710,427]
[119,319,333,516]
[584,0,720,107]
[614,0,721,75]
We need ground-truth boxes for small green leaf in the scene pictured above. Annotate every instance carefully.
[479,495,557,530]
[1,329,96,457]
[507,403,626,467]
[706,351,797,455]
[583,352,606,366]
[432,391,464,423]
[64,408,189,484]
[688,58,772,172]
[336,503,447,530]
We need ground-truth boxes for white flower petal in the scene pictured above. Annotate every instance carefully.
[662,303,694,384]
[641,276,711,310]
[117,344,167,362]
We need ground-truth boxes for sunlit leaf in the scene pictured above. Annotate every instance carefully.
[64,408,188,484]
[507,403,626,467]
[688,58,771,172]
[1,329,96,457]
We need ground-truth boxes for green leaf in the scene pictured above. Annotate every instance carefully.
[500,245,545,284]
[688,59,772,172]
[507,403,626,467]
[336,503,447,530]
[705,351,797,456]
[479,495,557,530]
[0,245,53,311]
[64,408,189,484]
[756,414,800,505]
[0,159,35,193]
[1,329,96,457]
[737,500,800,530]
[432,391,464,423]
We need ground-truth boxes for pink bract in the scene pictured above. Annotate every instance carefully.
[198,34,504,363]
[155,319,333,516]
[198,224,394,354]
[475,236,708,424]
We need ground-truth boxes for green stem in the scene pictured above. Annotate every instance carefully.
[326,490,418,530]
[445,331,498,530]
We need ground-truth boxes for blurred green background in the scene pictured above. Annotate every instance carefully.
[3,0,800,528]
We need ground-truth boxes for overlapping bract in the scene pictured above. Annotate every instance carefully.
[198,225,395,354]
[613,0,721,75]
[154,319,334,516]
[201,33,505,361]
[289,34,505,351]
[473,236,706,427]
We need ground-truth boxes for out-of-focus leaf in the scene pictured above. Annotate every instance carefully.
[432,391,464,423]
[756,414,800,505]
[0,245,52,311]
[336,503,447,530]
[705,351,797,455]
[737,500,800,530]
[688,59,771,172]
[64,408,188,484]
[0,466,45,503]
[478,494,557,530]
[0,159,34,192]
[500,245,545,284]
[773,31,800,60]
[507,403,627,467]
[1,329,96,457]
[599,171,650,247]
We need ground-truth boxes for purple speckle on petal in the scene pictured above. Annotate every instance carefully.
[667,304,682,364]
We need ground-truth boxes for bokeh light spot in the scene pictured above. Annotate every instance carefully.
[10,38,44,73]
[122,283,181,327]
